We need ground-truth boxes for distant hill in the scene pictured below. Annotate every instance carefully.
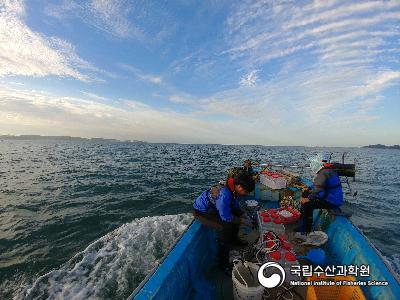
[363,144,400,150]
[0,135,146,143]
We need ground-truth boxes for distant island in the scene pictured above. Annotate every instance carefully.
[0,135,146,143]
[363,144,400,150]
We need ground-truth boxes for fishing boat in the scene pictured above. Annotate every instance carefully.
[129,163,400,300]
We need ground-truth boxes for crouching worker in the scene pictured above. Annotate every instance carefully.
[297,152,343,236]
[192,172,255,271]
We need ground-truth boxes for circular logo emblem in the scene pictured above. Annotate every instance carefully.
[257,262,286,288]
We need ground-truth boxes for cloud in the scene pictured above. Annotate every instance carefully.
[284,1,399,30]
[88,0,138,38]
[295,68,399,128]
[119,98,151,111]
[169,94,196,104]
[0,86,245,144]
[118,64,163,85]
[80,91,108,102]
[45,0,178,42]
[240,70,259,87]
[1,76,398,146]
[183,65,400,134]
[357,96,383,115]
[210,0,400,134]
[45,0,141,39]
[365,71,400,90]
[0,0,107,81]
[224,0,400,69]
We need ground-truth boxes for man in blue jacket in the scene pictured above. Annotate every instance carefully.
[193,172,255,244]
[193,172,255,270]
[297,152,343,235]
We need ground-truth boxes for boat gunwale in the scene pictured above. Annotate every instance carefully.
[128,218,195,300]
[339,215,400,284]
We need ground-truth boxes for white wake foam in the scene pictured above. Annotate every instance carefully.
[383,253,400,280]
[19,213,193,300]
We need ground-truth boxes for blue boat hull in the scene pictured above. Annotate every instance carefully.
[130,220,219,300]
[325,215,400,299]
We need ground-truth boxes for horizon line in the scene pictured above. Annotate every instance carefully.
[2,134,397,148]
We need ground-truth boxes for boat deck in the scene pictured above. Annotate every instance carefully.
[212,212,313,300]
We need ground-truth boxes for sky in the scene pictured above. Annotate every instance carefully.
[0,0,399,146]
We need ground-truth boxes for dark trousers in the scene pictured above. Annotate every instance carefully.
[193,209,242,269]
[192,209,242,244]
[300,199,335,233]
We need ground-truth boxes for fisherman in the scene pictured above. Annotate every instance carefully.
[296,152,343,236]
[227,159,256,178]
[192,171,255,270]
[243,159,255,174]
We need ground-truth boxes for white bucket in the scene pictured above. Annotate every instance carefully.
[232,261,265,300]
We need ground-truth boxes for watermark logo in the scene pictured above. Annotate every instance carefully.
[288,264,388,287]
[258,262,286,288]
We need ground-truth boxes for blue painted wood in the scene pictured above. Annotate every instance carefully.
[326,217,400,299]
[131,220,217,300]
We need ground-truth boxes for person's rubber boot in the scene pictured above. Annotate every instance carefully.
[231,239,248,249]
[222,264,233,277]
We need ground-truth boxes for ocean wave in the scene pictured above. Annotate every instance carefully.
[384,254,400,281]
[17,214,192,300]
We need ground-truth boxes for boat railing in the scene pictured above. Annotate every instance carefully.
[127,218,195,300]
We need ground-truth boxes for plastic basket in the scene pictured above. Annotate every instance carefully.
[306,275,366,300]
[260,172,287,190]
[232,261,265,300]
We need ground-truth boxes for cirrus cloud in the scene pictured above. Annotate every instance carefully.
[0,0,107,81]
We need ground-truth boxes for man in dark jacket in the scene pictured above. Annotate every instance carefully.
[297,152,343,235]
